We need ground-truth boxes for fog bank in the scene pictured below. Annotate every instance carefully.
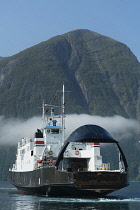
[65,114,140,140]
[0,114,139,145]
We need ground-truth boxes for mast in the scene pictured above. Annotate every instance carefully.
[62,84,65,146]
[42,100,45,122]
[41,84,66,146]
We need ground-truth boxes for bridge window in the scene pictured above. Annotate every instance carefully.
[51,129,59,134]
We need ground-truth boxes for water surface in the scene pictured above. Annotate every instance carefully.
[0,181,140,210]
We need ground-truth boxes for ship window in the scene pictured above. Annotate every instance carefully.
[47,129,50,133]
[22,149,25,154]
[31,150,33,156]
[51,129,59,134]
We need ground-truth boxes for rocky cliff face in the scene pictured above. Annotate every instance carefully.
[62,30,140,118]
[0,29,140,119]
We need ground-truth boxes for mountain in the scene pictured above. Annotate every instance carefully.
[0,57,6,61]
[0,29,140,119]
[0,29,140,181]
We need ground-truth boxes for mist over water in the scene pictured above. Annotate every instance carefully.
[0,116,42,145]
[65,114,140,141]
[0,114,139,145]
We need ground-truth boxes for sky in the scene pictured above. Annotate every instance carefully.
[0,0,140,61]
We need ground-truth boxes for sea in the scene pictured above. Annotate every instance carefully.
[0,181,140,210]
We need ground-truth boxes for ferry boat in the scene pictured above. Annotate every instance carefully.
[9,85,128,197]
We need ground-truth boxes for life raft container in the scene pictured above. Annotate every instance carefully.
[37,159,43,163]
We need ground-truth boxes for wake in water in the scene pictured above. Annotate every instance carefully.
[36,196,140,203]
[99,197,140,203]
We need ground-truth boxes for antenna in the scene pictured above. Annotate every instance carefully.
[37,100,45,122]
[62,84,65,146]
[57,84,70,146]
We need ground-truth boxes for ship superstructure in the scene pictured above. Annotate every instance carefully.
[9,85,128,197]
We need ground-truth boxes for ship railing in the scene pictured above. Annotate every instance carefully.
[34,160,57,169]
[20,137,33,147]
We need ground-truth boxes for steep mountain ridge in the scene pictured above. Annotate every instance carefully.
[0,29,140,119]
[64,30,140,118]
